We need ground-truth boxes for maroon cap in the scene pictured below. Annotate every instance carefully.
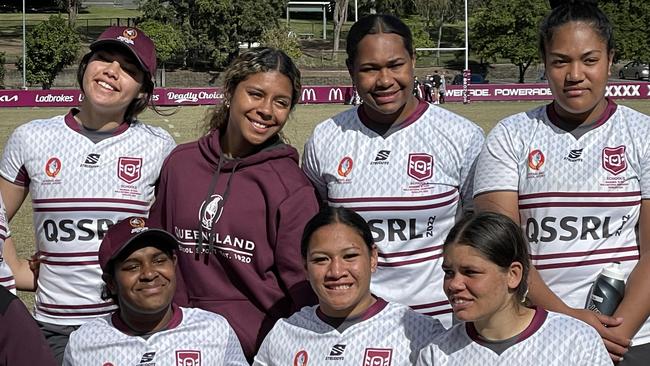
[91,26,157,80]
[99,217,178,272]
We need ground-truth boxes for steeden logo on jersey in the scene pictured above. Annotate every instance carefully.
[363,348,392,366]
[80,153,101,168]
[45,157,62,178]
[564,148,583,162]
[370,150,391,165]
[176,350,201,366]
[136,351,156,366]
[325,344,346,361]
[293,350,309,366]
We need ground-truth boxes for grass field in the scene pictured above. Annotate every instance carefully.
[5,99,650,308]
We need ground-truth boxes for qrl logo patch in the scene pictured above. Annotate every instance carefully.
[176,350,201,366]
[363,348,392,366]
[293,350,308,366]
[407,153,433,181]
[602,146,627,175]
[117,157,142,184]
[528,149,545,170]
[45,157,62,178]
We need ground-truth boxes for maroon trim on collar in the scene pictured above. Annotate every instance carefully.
[316,297,388,327]
[64,108,131,136]
[466,306,548,345]
[111,303,182,335]
[357,98,429,132]
[546,98,617,130]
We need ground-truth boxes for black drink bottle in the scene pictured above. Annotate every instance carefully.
[585,262,626,316]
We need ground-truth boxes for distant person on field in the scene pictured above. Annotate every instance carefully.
[0,25,176,363]
[303,14,484,329]
[439,71,447,104]
[431,70,442,104]
[63,217,247,365]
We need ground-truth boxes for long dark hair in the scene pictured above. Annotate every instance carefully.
[539,0,614,61]
[205,47,302,135]
[301,206,374,259]
[444,212,530,301]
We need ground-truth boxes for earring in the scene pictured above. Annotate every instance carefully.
[521,287,529,303]
[224,100,230,108]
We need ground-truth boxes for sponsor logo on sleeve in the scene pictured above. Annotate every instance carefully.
[337,157,354,177]
[45,157,62,178]
[294,350,309,366]
[175,350,201,366]
[363,348,392,366]
[407,153,433,181]
[117,157,142,184]
[602,145,627,175]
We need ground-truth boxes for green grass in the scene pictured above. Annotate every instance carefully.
[6,99,650,309]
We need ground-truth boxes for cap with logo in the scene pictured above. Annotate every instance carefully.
[90,26,157,79]
[99,217,178,273]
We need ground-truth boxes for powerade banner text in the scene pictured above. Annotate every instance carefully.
[0,83,649,107]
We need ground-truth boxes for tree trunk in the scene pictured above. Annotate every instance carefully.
[435,11,444,65]
[68,0,78,27]
[518,59,533,83]
[333,0,349,53]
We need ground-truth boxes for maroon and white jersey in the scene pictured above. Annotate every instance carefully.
[0,111,175,325]
[0,194,14,293]
[303,102,484,326]
[417,309,612,365]
[63,306,247,366]
[474,102,650,345]
[253,299,444,366]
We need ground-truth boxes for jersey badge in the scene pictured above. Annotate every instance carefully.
[175,350,201,366]
[117,157,142,184]
[371,150,390,166]
[337,157,354,177]
[564,148,583,162]
[363,348,392,366]
[293,350,309,366]
[407,153,433,181]
[45,157,62,178]
[138,351,156,364]
[602,146,627,175]
[527,149,545,171]
[81,153,101,168]
[199,194,225,231]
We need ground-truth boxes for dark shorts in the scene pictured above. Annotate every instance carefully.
[619,341,650,366]
[38,321,80,365]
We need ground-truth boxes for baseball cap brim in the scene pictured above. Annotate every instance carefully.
[103,228,178,272]
[90,39,151,76]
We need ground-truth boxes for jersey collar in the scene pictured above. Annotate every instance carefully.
[111,303,183,336]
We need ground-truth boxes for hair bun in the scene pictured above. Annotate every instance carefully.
[550,0,598,9]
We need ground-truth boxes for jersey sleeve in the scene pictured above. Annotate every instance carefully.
[458,126,485,213]
[0,125,30,186]
[302,135,328,201]
[572,325,613,366]
[640,134,650,199]
[275,185,319,309]
[223,322,249,366]
[473,121,521,197]
[415,346,435,366]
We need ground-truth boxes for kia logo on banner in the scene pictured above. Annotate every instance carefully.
[328,87,344,102]
[0,94,19,103]
[301,88,317,103]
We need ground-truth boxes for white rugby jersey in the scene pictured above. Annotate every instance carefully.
[254,299,445,366]
[474,101,650,345]
[63,306,248,366]
[0,111,175,325]
[303,102,484,325]
[0,194,15,293]
[417,309,612,365]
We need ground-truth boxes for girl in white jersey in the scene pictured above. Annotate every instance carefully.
[0,26,175,363]
[302,14,483,327]
[473,0,650,364]
[254,206,444,366]
[417,212,611,365]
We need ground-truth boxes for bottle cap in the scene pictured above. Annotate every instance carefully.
[601,262,626,281]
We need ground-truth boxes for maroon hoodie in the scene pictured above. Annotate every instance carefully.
[150,130,318,360]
